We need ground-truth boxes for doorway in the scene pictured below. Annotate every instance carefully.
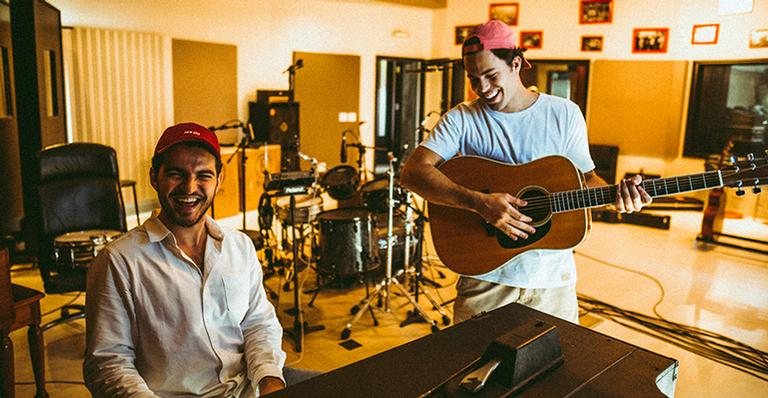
[520,59,590,115]
[374,56,463,175]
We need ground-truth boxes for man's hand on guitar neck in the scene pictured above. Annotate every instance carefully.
[473,191,536,241]
[614,174,652,213]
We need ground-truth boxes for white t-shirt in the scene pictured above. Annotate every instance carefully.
[421,93,595,288]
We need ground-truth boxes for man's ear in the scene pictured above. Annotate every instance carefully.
[512,56,522,71]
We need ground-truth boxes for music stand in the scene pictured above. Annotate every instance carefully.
[264,172,325,352]
[340,153,440,340]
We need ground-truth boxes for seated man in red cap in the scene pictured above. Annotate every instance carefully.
[84,123,288,397]
[401,20,651,324]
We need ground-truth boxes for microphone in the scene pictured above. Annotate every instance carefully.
[208,121,243,132]
[283,59,304,73]
[340,131,348,163]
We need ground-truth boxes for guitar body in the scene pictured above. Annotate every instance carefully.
[429,156,590,276]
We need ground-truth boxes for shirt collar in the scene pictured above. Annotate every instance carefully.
[144,213,225,243]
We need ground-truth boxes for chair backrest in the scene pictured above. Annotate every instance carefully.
[36,143,127,293]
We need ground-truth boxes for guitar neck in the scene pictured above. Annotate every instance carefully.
[551,170,722,213]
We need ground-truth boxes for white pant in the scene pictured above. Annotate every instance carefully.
[453,277,579,324]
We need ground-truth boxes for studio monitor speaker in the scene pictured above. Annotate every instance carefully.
[249,101,300,171]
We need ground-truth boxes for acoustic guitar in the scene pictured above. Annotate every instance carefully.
[428,154,767,275]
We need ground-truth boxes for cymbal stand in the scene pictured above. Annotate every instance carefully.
[399,190,451,328]
[341,153,440,340]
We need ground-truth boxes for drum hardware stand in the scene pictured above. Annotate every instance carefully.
[341,153,440,340]
[265,171,325,352]
[257,192,281,301]
[398,192,451,328]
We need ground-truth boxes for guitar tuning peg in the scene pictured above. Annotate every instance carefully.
[736,188,746,196]
[746,153,755,161]
[729,155,737,164]
[753,186,762,194]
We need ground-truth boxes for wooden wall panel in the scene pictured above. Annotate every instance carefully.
[172,39,237,144]
[587,60,688,158]
[294,52,360,169]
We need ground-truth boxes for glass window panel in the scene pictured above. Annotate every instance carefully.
[684,60,768,158]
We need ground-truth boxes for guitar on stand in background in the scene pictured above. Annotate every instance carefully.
[697,151,768,255]
[698,139,734,243]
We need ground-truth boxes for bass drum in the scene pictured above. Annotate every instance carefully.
[372,213,421,275]
[320,165,359,200]
[316,208,378,277]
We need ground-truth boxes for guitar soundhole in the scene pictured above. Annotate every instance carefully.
[518,187,551,226]
[495,186,552,250]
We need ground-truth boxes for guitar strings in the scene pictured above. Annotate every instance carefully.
[506,170,741,213]
[502,162,767,213]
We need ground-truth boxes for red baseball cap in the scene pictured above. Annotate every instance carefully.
[462,20,518,56]
[154,122,220,160]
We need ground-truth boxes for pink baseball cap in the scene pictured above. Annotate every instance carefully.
[154,122,220,160]
[462,20,518,55]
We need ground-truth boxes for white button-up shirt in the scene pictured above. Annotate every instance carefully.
[84,215,285,397]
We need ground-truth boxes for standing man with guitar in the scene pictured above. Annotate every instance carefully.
[401,20,651,324]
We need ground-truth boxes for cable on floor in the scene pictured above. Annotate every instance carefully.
[41,292,84,317]
[575,251,768,382]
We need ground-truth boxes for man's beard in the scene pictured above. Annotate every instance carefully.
[158,193,214,228]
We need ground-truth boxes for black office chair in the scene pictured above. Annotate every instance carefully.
[35,143,127,330]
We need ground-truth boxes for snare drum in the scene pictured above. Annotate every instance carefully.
[316,208,378,277]
[320,165,359,200]
[276,194,323,225]
[54,229,122,269]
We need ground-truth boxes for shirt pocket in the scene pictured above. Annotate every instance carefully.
[221,272,250,322]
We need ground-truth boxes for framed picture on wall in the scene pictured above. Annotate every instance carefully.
[455,25,475,45]
[581,36,604,51]
[579,0,612,24]
[632,28,669,53]
[489,3,519,26]
[750,28,768,48]
[520,31,543,49]
[691,24,720,45]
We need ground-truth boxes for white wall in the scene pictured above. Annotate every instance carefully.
[49,0,436,146]
[49,0,768,145]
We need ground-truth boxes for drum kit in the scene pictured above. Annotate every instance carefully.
[257,143,450,342]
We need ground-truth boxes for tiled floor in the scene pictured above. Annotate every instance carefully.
[8,209,768,397]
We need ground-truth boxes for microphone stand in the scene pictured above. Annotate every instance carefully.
[348,142,388,184]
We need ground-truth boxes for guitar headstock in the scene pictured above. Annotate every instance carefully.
[721,151,768,195]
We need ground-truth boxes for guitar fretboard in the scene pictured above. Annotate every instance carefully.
[550,170,723,213]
